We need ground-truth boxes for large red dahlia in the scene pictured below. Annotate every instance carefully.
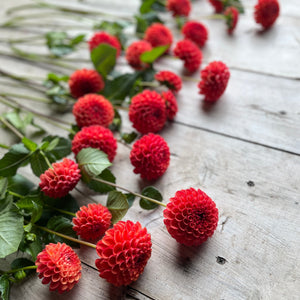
[125,40,152,70]
[254,0,280,29]
[35,243,82,293]
[88,31,121,56]
[95,220,152,286]
[144,23,173,51]
[208,0,224,13]
[167,0,191,17]
[163,188,219,246]
[155,70,182,93]
[182,21,209,48]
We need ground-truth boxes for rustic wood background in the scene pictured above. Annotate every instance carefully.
[0,0,299,299]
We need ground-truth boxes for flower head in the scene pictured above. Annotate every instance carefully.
[163,188,219,246]
[39,158,81,198]
[88,31,121,56]
[161,90,178,120]
[125,40,152,70]
[130,133,170,180]
[73,203,112,241]
[182,21,209,48]
[173,39,202,73]
[224,6,239,34]
[129,90,167,134]
[254,0,280,29]
[95,220,152,286]
[144,23,173,52]
[72,94,114,128]
[68,69,104,99]
[72,125,117,162]
[167,0,191,17]
[198,61,230,102]
[208,0,224,13]
[155,70,182,93]
[35,242,82,293]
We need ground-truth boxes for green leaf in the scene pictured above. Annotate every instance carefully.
[121,131,138,144]
[175,16,187,29]
[109,109,122,132]
[106,191,129,224]
[125,193,136,208]
[22,137,37,152]
[135,12,163,34]
[0,178,8,199]
[0,143,31,177]
[140,45,168,64]
[77,148,112,181]
[41,135,71,160]
[91,44,117,79]
[0,195,24,258]
[86,169,116,194]
[7,174,35,196]
[47,73,69,83]
[225,0,244,13]
[140,0,156,13]
[18,227,42,260]
[139,186,163,210]
[29,151,50,177]
[0,275,10,300]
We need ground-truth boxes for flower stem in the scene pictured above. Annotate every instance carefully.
[139,81,160,88]
[40,150,53,169]
[0,143,9,149]
[91,177,167,207]
[181,76,198,82]
[35,224,97,249]
[45,204,76,217]
[0,92,51,104]
[4,265,37,274]
[0,116,24,139]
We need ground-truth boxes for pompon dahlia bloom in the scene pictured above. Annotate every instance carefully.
[72,125,117,162]
[88,31,121,56]
[73,203,112,241]
[39,158,81,198]
[130,133,170,180]
[173,40,203,73]
[182,21,209,48]
[224,6,239,34]
[167,0,191,17]
[35,242,82,293]
[125,40,152,70]
[161,90,178,120]
[163,188,219,246]
[68,69,104,99]
[144,23,173,51]
[72,94,114,128]
[155,70,182,93]
[254,0,280,29]
[208,0,224,13]
[198,61,230,102]
[95,220,152,286]
[129,90,167,134]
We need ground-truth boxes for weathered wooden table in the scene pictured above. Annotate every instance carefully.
[0,0,299,299]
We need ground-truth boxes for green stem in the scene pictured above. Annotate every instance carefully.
[201,14,225,20]
[35,224,97,249]
[45,204,76,217]
[91,177,167,207]
[0,92,51,104]
[8,191,24,198]
[139,81,159,88]
[181,75,198,82]
[0,116,24,139]
[40,151,53,169]
[0,143,10,149]
[4,265,37,274]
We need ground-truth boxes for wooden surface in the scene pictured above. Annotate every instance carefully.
[0,0,299,299]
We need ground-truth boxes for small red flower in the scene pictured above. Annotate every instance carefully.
[208,0,224,13]
[72,94,114,128]
[130,133,170,180]
[163,188,219,246]
[155,70,182,93]
[167,0,191,17]
[173,39,203,73]
[254,0,280,29]
[88,31,121,57]
[73,203,112,241]
[198,61,230,102]
[68,69,104,99]
[125,40,152,70]
[224,6,239,34]
[144,23,173,52]
[39,158,81,198]
[35,242,82,293]
[129,90,167,134]
[161,90,178,120]
[182,21,209,48]
[72,125,117,162]
[95,220,152,286]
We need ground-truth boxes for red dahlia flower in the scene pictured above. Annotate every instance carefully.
[95,220,152,286]
[198,61,230,102]
[39,158,81,198]
[161,90,178,120]
[72,94,114,128]
[155,70,182,93]
[72,125,117,162]
[182,21,209,48]
[167,0,191,17]
[254,0,280,29]
[130,133,170,180]
[88,31,121,56]
[73,203,112,241]
[224,6,239,34]
[125,40,152,70]
[68,69,104,99]
[144,23,173,51]
[208,0,224,13]
[163,188,219,246]
[36,243,82,293]
[129,90,167,134]
[173,39,203,73]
